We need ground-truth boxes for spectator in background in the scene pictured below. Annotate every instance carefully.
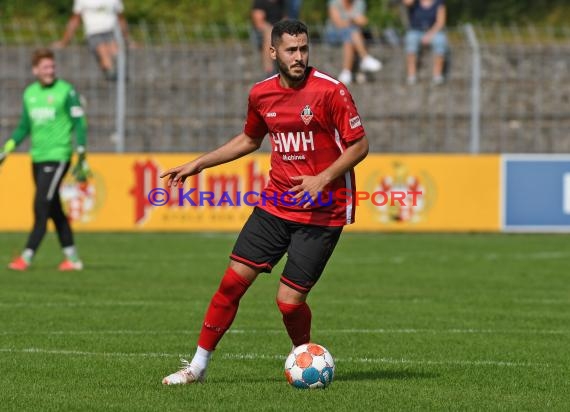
[53,0,132,81]
[252,0,287,77]
[287,0,303,19]
[402,0,448,85]
[325,0,382,85]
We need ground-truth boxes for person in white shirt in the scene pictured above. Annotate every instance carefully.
[53,0,131,81]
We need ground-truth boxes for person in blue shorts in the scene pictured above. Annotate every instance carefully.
[403,0,448,85]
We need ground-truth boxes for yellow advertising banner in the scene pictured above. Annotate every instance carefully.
[353,155,500,231]
[0,154,499,232]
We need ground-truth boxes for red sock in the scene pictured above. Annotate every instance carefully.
[198,267,251,351]
[277,300,311,346]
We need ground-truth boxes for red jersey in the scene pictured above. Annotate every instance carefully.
[244,67,366,226]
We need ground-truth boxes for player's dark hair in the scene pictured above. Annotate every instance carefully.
[32,48,55,67]
[271,20,309,46]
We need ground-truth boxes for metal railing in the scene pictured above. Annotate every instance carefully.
[1,21,569,153]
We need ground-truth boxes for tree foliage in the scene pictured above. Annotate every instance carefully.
[445,0,569,24]
[1,0,568,26]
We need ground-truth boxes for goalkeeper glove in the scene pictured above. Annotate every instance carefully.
[71,146,91,182]
[0,139,16,166]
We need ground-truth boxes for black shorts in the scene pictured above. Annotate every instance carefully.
[32,161,70,202]
[231,207,343,293]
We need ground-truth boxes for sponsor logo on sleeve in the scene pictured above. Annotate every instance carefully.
[349,115,361,129]
[71,106,85,118]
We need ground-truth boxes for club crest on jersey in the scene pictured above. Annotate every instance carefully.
[300,105,313,126]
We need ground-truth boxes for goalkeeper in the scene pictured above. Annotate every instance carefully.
[0,48,89,271]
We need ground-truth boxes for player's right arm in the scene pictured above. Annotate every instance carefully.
[160,132,263,187]
[162,89,267,187]
[0,103,31,166]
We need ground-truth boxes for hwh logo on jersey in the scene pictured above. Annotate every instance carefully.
[30,107,56,122]
[271,131,315,153]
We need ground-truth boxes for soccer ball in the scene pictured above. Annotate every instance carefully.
[284,343,335,389]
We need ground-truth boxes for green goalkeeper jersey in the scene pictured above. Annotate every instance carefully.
[11,79,87,162]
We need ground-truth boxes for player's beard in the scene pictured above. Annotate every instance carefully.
[277,57,308,83]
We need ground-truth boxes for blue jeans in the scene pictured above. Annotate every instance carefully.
[287,0,302,20]
[325,25,359,45]
[405,30,448,55]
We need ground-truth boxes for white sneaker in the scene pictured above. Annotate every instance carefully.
[407,75,417,86]
[432,75,445,86]
[360,55,382,72]
[162,359,205,385]
[355,72,366,84]
[338,69,352,85]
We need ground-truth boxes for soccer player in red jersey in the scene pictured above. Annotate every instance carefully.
[160,19,369,385]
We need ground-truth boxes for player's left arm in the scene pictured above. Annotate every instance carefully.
[290,137,368,206]
[66,88,90,181]
[290,85,369,206]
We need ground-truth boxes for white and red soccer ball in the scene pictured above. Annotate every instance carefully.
[284,343,335,389]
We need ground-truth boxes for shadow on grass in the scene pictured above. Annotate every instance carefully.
[337,368,438,381]
[205,376,285,384]
[201,369,438,385]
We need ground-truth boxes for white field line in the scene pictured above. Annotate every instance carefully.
[0,297,567,309]
[334,251,570,264]
[0,328,567,336]
[512,298,570,305]
[223,353,547,368]
[483,251,570,260]
[46,250,570,266]
[0,347,548,368]
[0,301,189,308]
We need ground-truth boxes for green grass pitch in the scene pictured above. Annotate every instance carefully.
[1,232,569,411]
